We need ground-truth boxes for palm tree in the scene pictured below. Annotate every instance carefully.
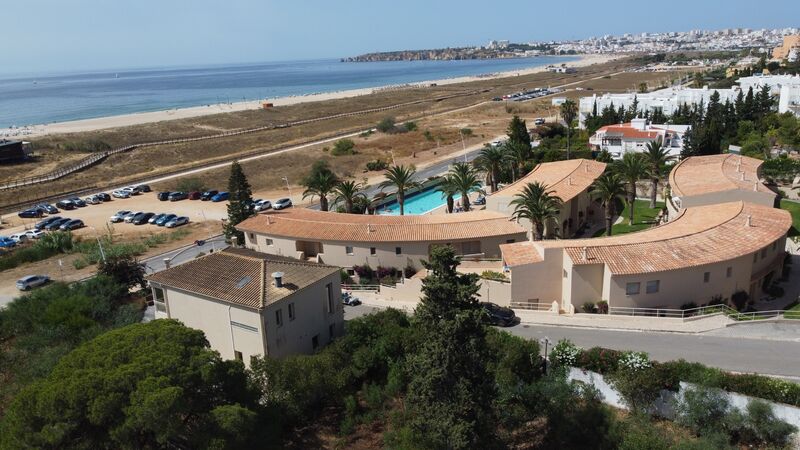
[302,170,339,211]
[591,172,626,236]
[447,162,485,212]
[379,164,421,216]
[474,144,506,192]
[615,152,647,226]
[509,181,563,241]
[643,137,675,209]
[436,175,458,214]
[332,179,366,214]
[560,99,578,159]
[503,141,530,182]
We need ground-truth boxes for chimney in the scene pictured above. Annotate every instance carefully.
[746,215,752,227]
[581,246,588,261]
[272,271,284,288]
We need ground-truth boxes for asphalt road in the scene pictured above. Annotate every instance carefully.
[344,304,800,380]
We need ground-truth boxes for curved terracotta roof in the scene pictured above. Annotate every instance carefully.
[237,208,527,243]
[502,201,791,274]
[491,159,607,203]
[669,154,773,198]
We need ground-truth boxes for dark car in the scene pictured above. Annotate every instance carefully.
[68,197,87,207]
[169,191,188,201]
[133,212,155,225]
[137,184,151,193]
[35,216,62,230]
[157,192,171,201]
[45,218,71,231]
[156,214,177,226]
[96,193,112,202]
[200,190,218,201]
[18,208,44,219]
[211,192,229,202]
[480,302,516,327]
[188,191,201,200]
[55,200,76,210]
[59,219,85,231]
[37,203,59,214]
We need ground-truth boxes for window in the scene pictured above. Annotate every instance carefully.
[312,335,319,350]
[326,283,333,313]
[288,303,295,321]
[234,351,243,362]
[345,246,354,255]
[703,272,710,283]
[395,247,402,255]
[761,248,767,259]
[266,238,274,246]
[329,324,335,339]
[726,266,732,278]
[275,309,283,327]
[625,282,640,295]
[646,280,660,294]
[370,247,376,256]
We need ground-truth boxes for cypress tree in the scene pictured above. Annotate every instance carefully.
[224,161,254,243]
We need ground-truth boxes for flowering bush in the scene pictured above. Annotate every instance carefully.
[549,339,580,367]
[618,351,652,372]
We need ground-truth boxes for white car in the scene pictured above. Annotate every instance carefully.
[109,210,131,223]
[9,233,29,244]
[112,190,131,199]
[24,229,45,239]
[124,211,143,223]
[254,200,272,212]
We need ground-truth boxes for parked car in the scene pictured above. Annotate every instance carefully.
[165,216,189,228]
[156,214,177,226]
[480,302,517,327]
[9,233,29,244]
[133,212,155,225]
[211,192,229,202]
[36,203,59,214]
[96,192,111,202]
[149,213,166,224]
[84,196,100,205]
[168,191,188,202]
[109,210,131,223]
[200,190,218,201]
[188,191,201,200]
[137,184,151,193]
[55,199,76,210]
[273,198,293,210]
[44,218,71,231]
[35,216,62,230]
[59,219,85,231]
[0,237,17,249]
[112,190,131,199]
[24,229,45,239]
[69,197,87,207]
[18,208,44,219]
[254,200,272,212]
[16,275,50,291]
[124,211,143,223]
[157,192,171,201]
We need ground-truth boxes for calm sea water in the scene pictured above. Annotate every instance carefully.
[0,56,577,128]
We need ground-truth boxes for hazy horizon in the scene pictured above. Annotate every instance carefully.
[3,0,799,75]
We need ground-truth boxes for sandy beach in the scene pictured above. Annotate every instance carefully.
[17,54,617,137]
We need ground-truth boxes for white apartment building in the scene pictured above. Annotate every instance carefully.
[588,118,690,159]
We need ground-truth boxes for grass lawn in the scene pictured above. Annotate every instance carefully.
[593,199,665,237]
[780,199,800,237]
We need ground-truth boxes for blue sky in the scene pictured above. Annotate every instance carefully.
[4,0,798,74]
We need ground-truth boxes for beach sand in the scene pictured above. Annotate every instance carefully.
[21,54,618,137]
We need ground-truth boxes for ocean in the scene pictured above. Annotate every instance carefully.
[0,56,577,128]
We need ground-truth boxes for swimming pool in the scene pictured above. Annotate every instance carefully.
[378,186,464,215]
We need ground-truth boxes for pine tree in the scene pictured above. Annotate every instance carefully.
[224,161,253,243]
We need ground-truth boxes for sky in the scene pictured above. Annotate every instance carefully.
[3,0,799,75]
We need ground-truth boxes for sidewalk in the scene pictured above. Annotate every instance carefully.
[357,296,735,334]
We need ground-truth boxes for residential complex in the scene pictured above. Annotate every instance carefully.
[146,248,344,366]
[588,118,690,159]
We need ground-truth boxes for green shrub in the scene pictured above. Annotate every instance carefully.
[331,138,356,156]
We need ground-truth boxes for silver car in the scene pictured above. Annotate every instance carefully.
[16,275,50,291]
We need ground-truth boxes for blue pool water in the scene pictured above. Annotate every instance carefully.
[378,186,462,215]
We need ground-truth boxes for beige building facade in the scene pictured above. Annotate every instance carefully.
[147,248,344,366]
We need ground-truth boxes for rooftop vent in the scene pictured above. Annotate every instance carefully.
[236,275,253,289]
[272,271,285,288]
